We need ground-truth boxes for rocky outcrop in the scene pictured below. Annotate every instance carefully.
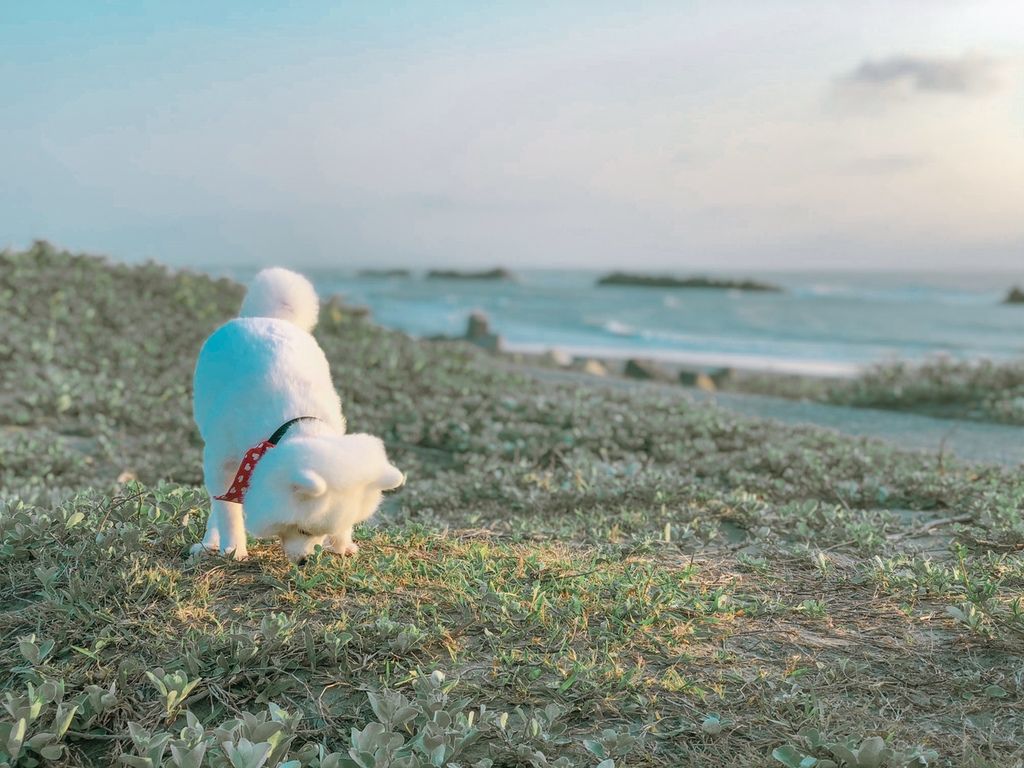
[579,359,609,377]
[427,268,514,281]
[597,272,782,292]
[539,348,573,367]
[677,367,734,391]
[624,358,672,381]
[323,295,371,324]
[1004,287,1024,305]
[358,269,410,278]
[678,369,718,392]
[464,311,502,352]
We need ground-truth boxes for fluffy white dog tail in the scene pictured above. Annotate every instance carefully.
[239,268,319,332]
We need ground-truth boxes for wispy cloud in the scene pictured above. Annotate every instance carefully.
[839,53,1001,97]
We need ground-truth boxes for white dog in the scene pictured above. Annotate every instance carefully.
[191,267,403,563]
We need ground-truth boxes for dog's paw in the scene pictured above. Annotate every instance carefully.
[190,542,249,561]
[223,545,249,561]
[326,536,359,556]
[338,541,359,556]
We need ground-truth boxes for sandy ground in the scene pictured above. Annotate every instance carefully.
[516,364,1024,468]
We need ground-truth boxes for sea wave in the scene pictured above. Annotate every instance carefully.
[602,320,636,337]
[791,283,999,306]
[583,317,638,337]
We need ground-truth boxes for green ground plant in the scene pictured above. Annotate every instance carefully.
[727,359,1024,426]
[1,242,1023,766]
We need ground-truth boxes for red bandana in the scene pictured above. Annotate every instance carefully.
[213,417,318,504]
[214,441,276,503]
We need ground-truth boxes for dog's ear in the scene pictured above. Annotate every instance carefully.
[376,464,405,491]
[292,469,327,498]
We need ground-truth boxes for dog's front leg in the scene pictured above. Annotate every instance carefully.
[192,500,248,559]
[327,527,359,556]
[190,503,222,555]
[195,451,248,559]
[218,500,249,560]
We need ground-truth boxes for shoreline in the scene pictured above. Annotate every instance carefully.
[502,340,861,378]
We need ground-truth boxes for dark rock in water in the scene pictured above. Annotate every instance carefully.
[465,311,502,352]
[597,272,782,292]
[427,268,514,281]
[423,311,503,350]
[1004,286,1024,305]
[466,311,490,338]
[358,268,410,278]
[624,359,671,381]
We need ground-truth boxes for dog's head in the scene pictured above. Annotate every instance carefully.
[243,433,404,562]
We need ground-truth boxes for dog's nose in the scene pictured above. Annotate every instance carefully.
[296,556,308,567]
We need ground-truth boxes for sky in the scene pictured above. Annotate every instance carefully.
[2,1,1023,270]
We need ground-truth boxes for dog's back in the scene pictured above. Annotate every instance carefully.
[193,269,345,449]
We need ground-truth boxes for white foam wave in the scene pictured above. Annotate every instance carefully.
[504,341,861,377]
[602,320,635,336]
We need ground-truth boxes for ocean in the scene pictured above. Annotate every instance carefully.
[205,268,1024,376]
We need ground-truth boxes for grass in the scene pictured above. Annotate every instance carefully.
[725,359,1024,427]
[2,241,1024,767]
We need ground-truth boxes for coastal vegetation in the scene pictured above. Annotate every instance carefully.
[2,242,1023,766]
[725,358,1024,426]
[597,272,783,292]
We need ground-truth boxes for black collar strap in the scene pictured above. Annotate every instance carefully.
[267,416,319,445]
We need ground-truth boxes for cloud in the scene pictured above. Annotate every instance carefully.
[839,53,1000,97]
